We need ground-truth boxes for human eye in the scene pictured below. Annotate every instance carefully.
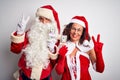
[77,28,81,32]
[39,17,43,20]
[71,27,76,30]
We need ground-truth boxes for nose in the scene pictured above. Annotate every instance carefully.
[75,29,77,32]
[73,28,79,34]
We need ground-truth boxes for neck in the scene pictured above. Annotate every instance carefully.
[69,47,78,58]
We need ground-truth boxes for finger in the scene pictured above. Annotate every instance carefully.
[92,36,96,43]
[97,34,100,42]
[17,23,21,28]
[25,16,30,23]
[22,14,24,20]
[61,45,67,50]
[21,14,25,23]
[64,45,68,49]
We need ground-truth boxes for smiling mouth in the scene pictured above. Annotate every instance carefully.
[72,34,78,38]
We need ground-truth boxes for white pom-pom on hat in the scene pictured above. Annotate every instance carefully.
[83,40,89,47]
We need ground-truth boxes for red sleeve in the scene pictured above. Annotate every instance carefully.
[50,59,57,69]
[92,34,105,73]
[55,55,65,74]
[10,32,29,54]
[55,46,68,74]
[95,42,105,73]
[11,42,24,54]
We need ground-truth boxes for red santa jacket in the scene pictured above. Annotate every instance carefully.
[10,32,57,80]
[56,51,91,80]
[55,40,104,80]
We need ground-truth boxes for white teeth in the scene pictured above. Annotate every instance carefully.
[73,34,77,38]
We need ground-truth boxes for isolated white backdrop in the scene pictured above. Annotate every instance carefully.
[0,0,120,80]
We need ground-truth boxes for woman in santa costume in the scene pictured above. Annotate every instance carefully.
[10,5,61,80]
[55,16,105,80]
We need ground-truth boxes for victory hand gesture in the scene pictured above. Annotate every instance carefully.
[17,15,30,35]
[92,34,104,53]
[92,34,105,73]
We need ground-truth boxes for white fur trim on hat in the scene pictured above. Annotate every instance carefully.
[36,8,54,21]
[71,19,85,28]
[11,32,25,43]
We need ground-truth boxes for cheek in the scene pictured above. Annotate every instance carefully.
[78,32,83,36]
[70,31,83,37]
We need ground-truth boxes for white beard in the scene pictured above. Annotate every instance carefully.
[23,19,58,68]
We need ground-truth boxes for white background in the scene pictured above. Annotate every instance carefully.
[0,0,120,80]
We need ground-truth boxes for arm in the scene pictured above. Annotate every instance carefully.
[10,15,30,54]
[92,34,105,73]
[55,45,68,74]
[10,32,28,54]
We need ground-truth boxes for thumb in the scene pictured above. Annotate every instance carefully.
[92,36,96,44]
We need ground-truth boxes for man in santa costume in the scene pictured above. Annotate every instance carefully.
[10,5,61,80]
[55,16,105,80]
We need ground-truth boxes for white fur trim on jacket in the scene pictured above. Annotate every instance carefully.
[13,70,20,80]
[11,32,25,43]
[49,51,58,60]
[93,62,97,71]
[31,65,43,80]
[48,45,58,60]
[76,40,94,52]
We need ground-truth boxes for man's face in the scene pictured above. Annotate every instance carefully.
[39,16,51,24]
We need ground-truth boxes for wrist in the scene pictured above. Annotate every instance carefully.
[17,33,24,36]
[17,30,25,35]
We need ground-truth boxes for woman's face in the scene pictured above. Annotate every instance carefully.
[70,23,84,43]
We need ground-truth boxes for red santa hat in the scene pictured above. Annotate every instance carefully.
[71,16,89,45]
[36,5,60,34]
